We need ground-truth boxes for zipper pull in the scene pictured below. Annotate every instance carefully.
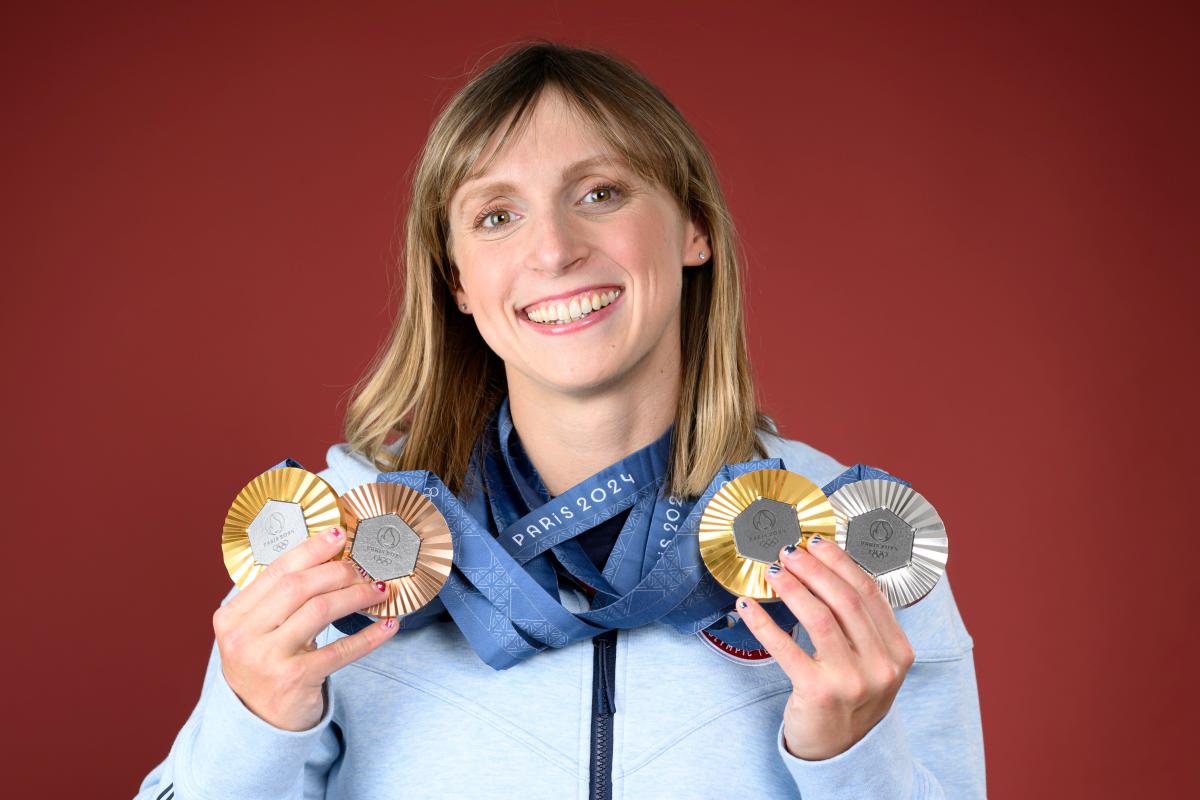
[594,632,617,715]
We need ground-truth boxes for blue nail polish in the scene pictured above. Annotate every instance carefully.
[782,544,797,555]
[809,534,824,546]
[737,599,748,609]
[767,563,781,575]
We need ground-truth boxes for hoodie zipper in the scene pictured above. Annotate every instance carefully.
[590,628,618,800]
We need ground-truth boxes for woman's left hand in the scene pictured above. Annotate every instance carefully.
[736,535,916,761]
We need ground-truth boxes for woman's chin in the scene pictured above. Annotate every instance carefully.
[512,362,631,398]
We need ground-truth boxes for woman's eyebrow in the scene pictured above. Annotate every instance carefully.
[455,154,628,212]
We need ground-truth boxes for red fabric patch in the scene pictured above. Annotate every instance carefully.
[698,628,775,662]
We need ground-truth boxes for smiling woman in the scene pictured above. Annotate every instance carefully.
[344,46,772,501]
[136,41,984,800]
[442,82,738,495]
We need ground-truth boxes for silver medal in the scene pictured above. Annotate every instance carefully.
[828,479,948,607]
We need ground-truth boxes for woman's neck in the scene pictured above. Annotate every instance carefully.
[506,358,679,497]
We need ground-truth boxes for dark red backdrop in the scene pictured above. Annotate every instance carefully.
[2,2,1196,797]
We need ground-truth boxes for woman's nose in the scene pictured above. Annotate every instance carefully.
[521,205,587,276]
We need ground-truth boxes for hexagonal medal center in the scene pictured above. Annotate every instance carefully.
[352,513,421,581]
[732,498,802,563]
[247,500,308,565]
[845,507,915,576]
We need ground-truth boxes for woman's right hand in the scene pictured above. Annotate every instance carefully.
[212,525,400,731]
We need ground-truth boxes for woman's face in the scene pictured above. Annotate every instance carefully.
[447,88,709,400]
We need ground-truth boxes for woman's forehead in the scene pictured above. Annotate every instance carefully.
[457,94,616,187]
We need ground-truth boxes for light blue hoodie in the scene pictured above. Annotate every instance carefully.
[135,432,985,799]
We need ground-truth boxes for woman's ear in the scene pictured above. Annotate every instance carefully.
[445,241,471,312]
[450,266,471,313]
[683,213,712,268]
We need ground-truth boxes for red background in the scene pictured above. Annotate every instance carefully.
[2,2,1196,796]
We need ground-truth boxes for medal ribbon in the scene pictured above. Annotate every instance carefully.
[311,403,911,669]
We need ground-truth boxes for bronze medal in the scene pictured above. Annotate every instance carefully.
[338,482,453,617]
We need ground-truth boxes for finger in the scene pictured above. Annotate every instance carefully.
[764,560,854,665]
[242,559,369,634]
[273,578,391,649]
[778,541,889,662]
[734,596,819,687]
[226,525,348,615]
[305,616,401,678]
[805,535,912,662]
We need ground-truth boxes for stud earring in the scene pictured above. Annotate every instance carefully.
[460,303,468,311]
[698,250,706,260]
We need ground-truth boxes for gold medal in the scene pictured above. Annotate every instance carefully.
[828,478,948,607]
[222,466,342,589]
[699,469,836,600]
[338,482,454,618]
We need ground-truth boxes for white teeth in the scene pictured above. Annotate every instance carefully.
[524,289,622,325]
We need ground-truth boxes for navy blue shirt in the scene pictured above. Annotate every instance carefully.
[574,507,631,571]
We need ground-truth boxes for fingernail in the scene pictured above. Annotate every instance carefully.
[783,544,801,558]
[737,599,748,609]
[384,618,397,629]
[766,563,782,576]
[374,581,386,592]
[327,527,343,541]
[809,534,824,546]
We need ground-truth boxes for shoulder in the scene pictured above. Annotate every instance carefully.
[316,439,405,495]
[756,429,848,488]
[319,431,847,492]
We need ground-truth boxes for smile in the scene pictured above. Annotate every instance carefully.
[522,286,623,325]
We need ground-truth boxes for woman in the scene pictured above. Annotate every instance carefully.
[137,42,984,799]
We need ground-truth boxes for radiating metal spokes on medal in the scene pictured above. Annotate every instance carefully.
[698,469,837,600]
[696,465,950,609]
[338,482,453,617]
[222,465,342,589]
[223,463,454,620]
[827,478,948,608]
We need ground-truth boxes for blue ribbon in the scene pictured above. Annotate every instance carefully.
[273,405,910,669]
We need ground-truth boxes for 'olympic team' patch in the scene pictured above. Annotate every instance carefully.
[696,618,802,666]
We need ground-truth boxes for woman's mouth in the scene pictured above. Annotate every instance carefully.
[518,286,623,334]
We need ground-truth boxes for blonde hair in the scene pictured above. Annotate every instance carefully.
[344,41,773,499]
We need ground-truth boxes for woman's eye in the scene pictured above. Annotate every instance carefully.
[583,184,622,204]
[475,208,511,229]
